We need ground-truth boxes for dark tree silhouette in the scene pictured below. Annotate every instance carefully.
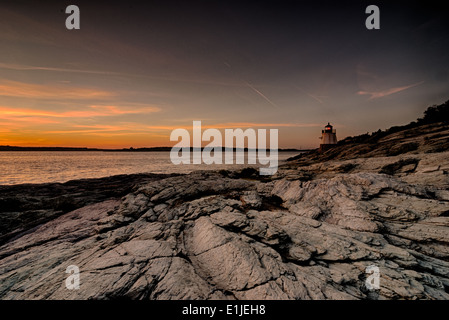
[419,100,449,124]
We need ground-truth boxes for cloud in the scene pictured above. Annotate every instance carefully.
[0,62,120,76]
[43,125,136,134]
[356,64,381,81]
[202,122,321,129]
[0,105,160,120]
[357,81,424,100]
[40,122,320,134]
[67,105,161,117]
[0,62,137,90]
[0,115,61,124]
[137,122,321,130]
[0,80,117,100]
[0,62,244,88]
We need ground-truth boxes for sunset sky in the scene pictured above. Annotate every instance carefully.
[0,0,448,148]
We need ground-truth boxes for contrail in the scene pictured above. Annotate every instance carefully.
[308,93,324,104]
[296,86,325,104]
[245,81,279,108]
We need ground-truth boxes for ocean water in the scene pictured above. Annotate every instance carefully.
[0,151,301,185]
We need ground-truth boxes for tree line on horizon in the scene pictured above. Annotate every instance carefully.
[338,99,449,145]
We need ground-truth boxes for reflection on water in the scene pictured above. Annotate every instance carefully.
[0,151,301,185]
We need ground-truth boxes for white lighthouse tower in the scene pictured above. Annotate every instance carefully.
[319,122,337,152]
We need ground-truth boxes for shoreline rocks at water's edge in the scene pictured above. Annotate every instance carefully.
[0,146,448,299]
[0,173,180,246]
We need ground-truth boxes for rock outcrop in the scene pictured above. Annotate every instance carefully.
[0,173,178,245]
[288,121,449,163]
[1,149,448,300]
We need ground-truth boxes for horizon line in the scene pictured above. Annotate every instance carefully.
[0,145,313,152]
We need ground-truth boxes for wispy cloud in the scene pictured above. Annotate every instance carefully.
[44,125,136,134]
[138,122,320,131]
[0,115,61,124]
[0,105,160,120]
[0,62,121,76]
[82,105,161,116]
[202,122,320,129]
[357,81,424,100]
[0,80,116,100]
[0,62,244,88]
[356,64,381,81]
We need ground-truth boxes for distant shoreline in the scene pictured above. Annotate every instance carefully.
[0,146,312,152]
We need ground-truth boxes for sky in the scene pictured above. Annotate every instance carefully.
[0,0,448,149]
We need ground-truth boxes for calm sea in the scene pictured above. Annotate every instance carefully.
[0,151,301,185]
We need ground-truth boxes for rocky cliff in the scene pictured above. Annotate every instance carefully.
[1,142,448,299]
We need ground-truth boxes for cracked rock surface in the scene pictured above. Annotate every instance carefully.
[1,151,449,300]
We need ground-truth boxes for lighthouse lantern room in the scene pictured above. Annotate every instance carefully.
[319,122,337,152]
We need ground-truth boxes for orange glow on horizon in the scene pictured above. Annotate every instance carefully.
[0,121,320,149]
